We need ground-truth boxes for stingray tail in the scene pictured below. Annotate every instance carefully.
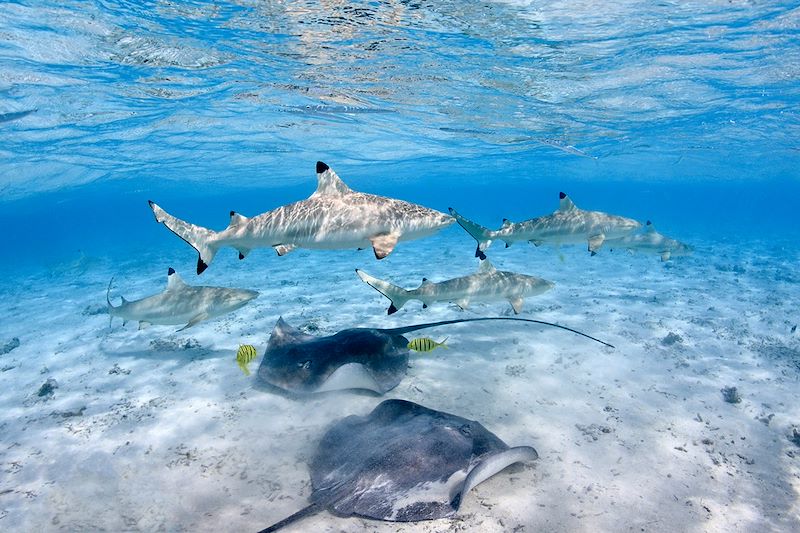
[448,208,495,259]
[106,277,115,328]
[355,269,411,315]
[384,317,615,349]
[148,201,221,275]
[257,502,323,533]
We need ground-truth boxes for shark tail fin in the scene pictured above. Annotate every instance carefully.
[355,269,411,315]
[448,208,494,257]
[148,201,220,274]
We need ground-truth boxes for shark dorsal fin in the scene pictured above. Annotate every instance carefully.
[312,161,352,197]
[478,258,496,273]
[228,211,249,228]
[645,220,656,233]
[558,192,577,212]
[166,268,186,290]
[420,277,433,288]
[501,218,513,229]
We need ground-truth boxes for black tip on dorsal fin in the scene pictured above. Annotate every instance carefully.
[422,277,427,282]
[559,191,566,199]
[230,210,236,217]
[503,218,509,223]
[148,200,154,207]
[168,267,175,276]
[388,304,398,315]
[197,257,208,275]
[422,303,428,309]
[316,161,329,174]
[238,252,245,260]
[646,220,652,226]
[476,248,487,260]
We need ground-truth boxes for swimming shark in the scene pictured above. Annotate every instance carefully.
[606,220,693,261]
[356,259,554,315]
[149,162,454,274]
[449,192,641,258]
[106,268,258,331]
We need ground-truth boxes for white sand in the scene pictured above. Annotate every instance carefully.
[0,231,798,532]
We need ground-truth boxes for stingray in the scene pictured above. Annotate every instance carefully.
[256,316,613,395]
[258,399,539,532]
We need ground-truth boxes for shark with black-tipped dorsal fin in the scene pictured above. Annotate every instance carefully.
[606,220,693,261]
[149,162,454,274]
[356,258,554,315]
[106,268,258,331]
[449,192,641,258]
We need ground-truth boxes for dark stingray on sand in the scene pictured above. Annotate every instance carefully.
[258,399,538,532]
[256,316,613,395]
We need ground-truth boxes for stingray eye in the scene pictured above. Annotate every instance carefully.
[459,424,472,437]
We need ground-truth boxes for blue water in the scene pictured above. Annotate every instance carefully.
[1,1,799,531]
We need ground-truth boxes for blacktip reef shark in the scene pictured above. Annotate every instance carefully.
[607,220,693,261]
[449,192,641,258]
[106,268,258,331]
[356,258,554,315]
[149,161,454,274]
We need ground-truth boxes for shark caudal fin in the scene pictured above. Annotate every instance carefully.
[148,201,220,274]
[448,208,494,259]
[355,269,411,315]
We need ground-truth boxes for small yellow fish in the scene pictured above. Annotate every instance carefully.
[407,337,449,353]
[236,344,258,376]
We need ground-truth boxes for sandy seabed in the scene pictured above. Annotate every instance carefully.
[1,231,798,532]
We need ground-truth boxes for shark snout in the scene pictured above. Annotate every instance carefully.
[439,212,456,228]
[226,289,259,310]
[626,219,643,231]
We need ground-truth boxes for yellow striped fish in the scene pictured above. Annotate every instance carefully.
[407,337,449,353]
[236,344,258,376]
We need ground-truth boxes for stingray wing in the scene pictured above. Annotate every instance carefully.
[309,400,481,521]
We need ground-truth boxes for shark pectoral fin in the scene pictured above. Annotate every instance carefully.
[529,240,543,247]
[455,298,470,310]
[450,446,538,510]
[237,248,251,260]
[660,251,671,261]
[273,244,297,256]
[370,233,400,260]
[177,312,209,332]
[422,303,428,309]
[138,321,152,330]
[509,298,524,314]
[588,233,605,255]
